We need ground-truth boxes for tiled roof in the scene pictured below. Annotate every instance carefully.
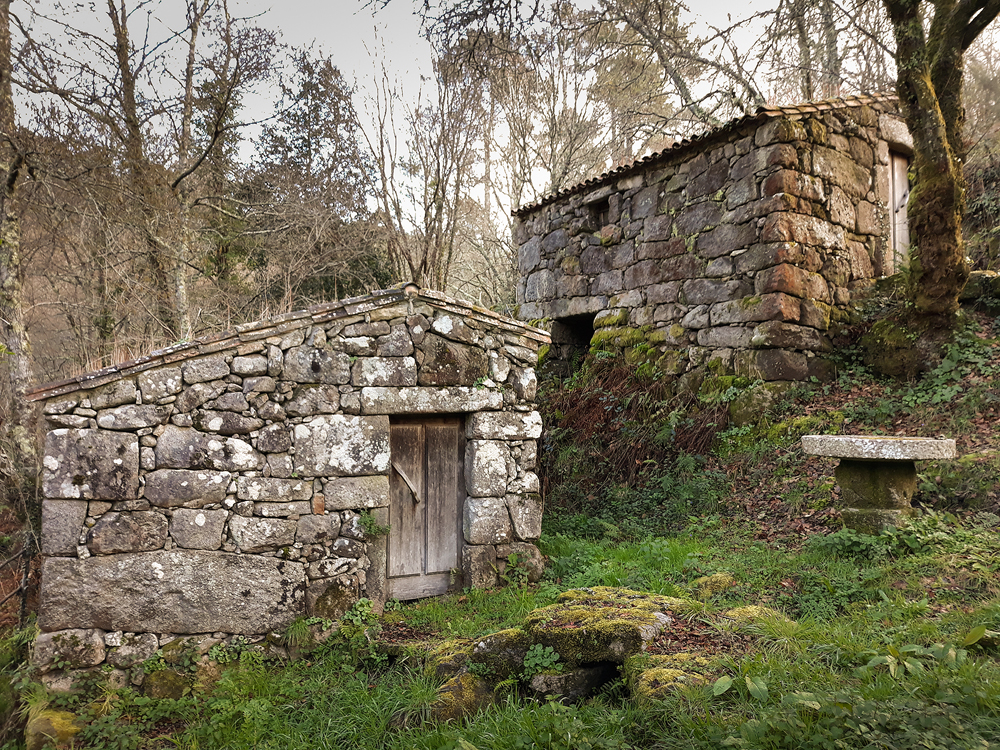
[512,93,899,217]
[25,284,550,402]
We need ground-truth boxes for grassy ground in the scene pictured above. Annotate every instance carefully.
[6,304,1000,749]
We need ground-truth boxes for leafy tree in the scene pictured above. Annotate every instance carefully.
[245,47,388,307]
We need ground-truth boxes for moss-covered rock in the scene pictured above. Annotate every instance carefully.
[523,588,691,667]
[693,573,736,599]
[624,654,715,703]
[469,628,531,680]
[594,309,630,329]
[143,669,190,699]
[428,672,496,723]
[25,709,82,750]
[728,382,795,427]
[424,639,473,681]
[590,327,649,351]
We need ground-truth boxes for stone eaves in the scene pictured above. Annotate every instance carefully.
[26,284,550,403]
[512,93,899,218]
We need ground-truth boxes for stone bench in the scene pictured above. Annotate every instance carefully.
[802,435,957,532]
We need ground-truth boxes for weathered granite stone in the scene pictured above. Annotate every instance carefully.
[43,429,139,501]
[296,515,340,545]
[89,380,137,410]
[42,500,88,556]
[802,435,957,461]
[360,387,503,414]
[466,411,543,441]
[324,476,391,510]
[351,357,418,387]
[293,415,390,476]
[106,633,159,668]
[169,509,227,550]
[496,542,545,582]
[88,512,167,554]
[307,575,358,619]
[257,501,311,518]
[208,392,249,412]
[284,385,341,416]
[506,494,542,541]
[332,537,364,558]
[96,405,169,431]
[509,472,540,494]
[228,516,297,553]
[257,401,285,421]
[283,346,350,384]
[139,368,183,401]
[143,469,231,508]
[242,376,276,395]
[153,426,263,471]
[39,551,306,634]
[175,382,226,413]
[376,325,414,357]
[307,558,351,579]
[464,497,512,544]
[34,628,106,671]
[418,335,488,386]
[232,355,267,376]
[509,368,537,402]
[463,545,498,588]
[466,441,513,498]
[236,477,311,502]
[182,356,230,384]
[431,314,479,345]
[834,460,917,510]
[192,411,264,435]
[256,424,291,453]
[46,414,90,429]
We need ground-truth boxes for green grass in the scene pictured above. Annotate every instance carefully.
[13,511,1000,750]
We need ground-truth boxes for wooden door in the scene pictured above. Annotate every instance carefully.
[388,417,465,599]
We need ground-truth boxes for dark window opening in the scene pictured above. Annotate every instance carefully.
[592,199,610,228]
[547,314,595,375]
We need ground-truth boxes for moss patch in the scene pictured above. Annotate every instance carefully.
[468,628,531,680]
[523,587,692,667]
[429,672,496,723]
[693,572,736,599]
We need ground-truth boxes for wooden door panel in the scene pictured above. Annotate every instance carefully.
[425,421,463,575]
[388,423,425,578]
[387,417,466,599]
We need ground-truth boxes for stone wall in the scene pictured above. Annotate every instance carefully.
[30,286,547,689]
[514,98,911,381]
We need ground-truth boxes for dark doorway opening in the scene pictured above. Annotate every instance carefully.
[546,314,595,376]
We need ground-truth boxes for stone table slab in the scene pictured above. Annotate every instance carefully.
[802,435,956,461]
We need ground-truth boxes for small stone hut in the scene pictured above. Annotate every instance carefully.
[514,95,912,381]
[27,284,548,679]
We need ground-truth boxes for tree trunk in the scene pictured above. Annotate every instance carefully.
[0,0,37,466]
[885,0,970,315]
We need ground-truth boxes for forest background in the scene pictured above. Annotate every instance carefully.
[0,0,998,466]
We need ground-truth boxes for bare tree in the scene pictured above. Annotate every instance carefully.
[14,0,275,345]
[0,0,35,466]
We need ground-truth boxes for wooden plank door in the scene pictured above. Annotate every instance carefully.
[388,417,465,600]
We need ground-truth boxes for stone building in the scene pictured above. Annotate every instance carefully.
[514,95,912,381]
[27,284,547,682]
